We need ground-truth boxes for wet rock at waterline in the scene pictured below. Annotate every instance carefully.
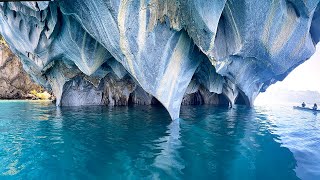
[0,1,319,119]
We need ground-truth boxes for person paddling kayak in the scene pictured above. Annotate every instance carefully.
[313,103,318,110]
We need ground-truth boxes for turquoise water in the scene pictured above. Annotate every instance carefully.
[0,101,319,179]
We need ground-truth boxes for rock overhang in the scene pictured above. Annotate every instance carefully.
[0,0,319,119]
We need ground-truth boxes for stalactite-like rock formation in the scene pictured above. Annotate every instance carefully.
[0,1,319,119]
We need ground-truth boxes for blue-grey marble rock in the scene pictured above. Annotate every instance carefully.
[0,0,319,119]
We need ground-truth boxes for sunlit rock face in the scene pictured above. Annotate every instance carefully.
[0,44,43,99]
[0,0,319,119]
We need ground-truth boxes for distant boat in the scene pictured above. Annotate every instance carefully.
[293,106,320,113]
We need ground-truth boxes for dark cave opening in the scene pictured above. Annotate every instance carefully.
[181,91,204,106]
[218,93,231,107]
[128,93,134,106]
[181,89,232,107]
[235,94,246,105]
[151,97,162,106]
[235,90,250,106]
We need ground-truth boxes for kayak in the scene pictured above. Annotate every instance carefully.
[293,106,320,112]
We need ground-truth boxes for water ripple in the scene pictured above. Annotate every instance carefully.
[0,102,318,179]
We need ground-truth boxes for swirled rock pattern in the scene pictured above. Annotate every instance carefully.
[0,0,319,119]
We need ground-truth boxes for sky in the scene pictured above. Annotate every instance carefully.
[255,43,320,105]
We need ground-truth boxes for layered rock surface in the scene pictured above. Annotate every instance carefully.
[0,1,319,119]
[0,44,43,99]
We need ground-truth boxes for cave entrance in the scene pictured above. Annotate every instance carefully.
[218,93,231,107]
[235,90,250,106]
[181,91,204,106]
[235,94,246,105]
[151,97,162,106]
[128,93,134,106]
[181,89,232,107]
[127,92,164,107]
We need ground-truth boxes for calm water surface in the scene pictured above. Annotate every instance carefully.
[0,101,319,179]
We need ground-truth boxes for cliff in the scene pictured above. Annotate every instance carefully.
[0,43,43,99]
[0,1,319,119]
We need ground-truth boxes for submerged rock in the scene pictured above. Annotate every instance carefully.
[0,1,319,119]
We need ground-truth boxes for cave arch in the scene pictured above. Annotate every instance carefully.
[181,91,204,105]
[235,90,250,106]
[181,87,232,107]
[219,93,231,107]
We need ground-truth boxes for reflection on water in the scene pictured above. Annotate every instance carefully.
[179,106,299,179]
[263,106,320,179]
[0,101,319,179]
[153,119,184,179]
